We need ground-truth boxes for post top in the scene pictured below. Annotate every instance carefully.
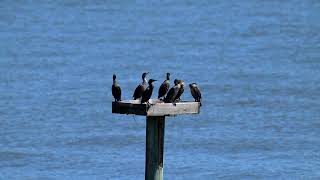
[112,99,200,117]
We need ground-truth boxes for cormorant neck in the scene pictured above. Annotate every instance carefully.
[148,83,154,88]
[143,78,147,84]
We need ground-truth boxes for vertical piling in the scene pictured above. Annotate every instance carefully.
[145,116,165,180]
[112,100,200,179]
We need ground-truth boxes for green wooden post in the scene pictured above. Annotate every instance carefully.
[145,116,165,180]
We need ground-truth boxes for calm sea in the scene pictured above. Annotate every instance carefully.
[1,0,320,179]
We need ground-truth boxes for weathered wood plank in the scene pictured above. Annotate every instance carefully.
[112,99,200,116]
[147,102,200,116]
[112,100,147,116]
[145,116,165,180]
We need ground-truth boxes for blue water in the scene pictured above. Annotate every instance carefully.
[1,0,320,179]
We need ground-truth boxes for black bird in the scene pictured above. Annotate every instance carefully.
[112,74,121,101]
[189,83,202,106]
[141,79,157,104]
[133,72,149,100]
[174,80,184,102]
[158,73,170,99]
[164,81,181,103]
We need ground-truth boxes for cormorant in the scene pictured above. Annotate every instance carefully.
[174,80,184,102]
[112,74,121,101]
[158,73,170,99]
[133,72,149,100]
[164,81,181,103]
[189,83,202,106]
[141,79,157,104]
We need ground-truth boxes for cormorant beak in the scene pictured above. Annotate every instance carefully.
[142,72,149,79]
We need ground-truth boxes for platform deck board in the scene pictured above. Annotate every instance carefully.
[112,99,200,117]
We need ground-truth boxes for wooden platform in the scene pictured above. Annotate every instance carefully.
[112,99,200,116]
[112,99,201,180]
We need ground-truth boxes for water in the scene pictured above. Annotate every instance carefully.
[1,0,320,179]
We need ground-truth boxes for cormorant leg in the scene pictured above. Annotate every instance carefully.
[146,101,151,108]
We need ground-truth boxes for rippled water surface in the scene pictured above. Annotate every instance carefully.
[1,0,320,179]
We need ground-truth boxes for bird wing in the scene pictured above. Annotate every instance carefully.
[158,81,170,98]
[174,86,184,100]
[190,87,196,99]
[174,85,180,97]
[112,85,121,100]
[141,86,153,103]
[164,86,175,102]
[195,86,201,100]
[133,84,143,99]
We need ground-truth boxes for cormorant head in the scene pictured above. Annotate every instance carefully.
[142,72,149,79]
[189,83,197,88]
[166,73,170,80]
[148,79,157,84]
[113,74,116,81]
[174,79,184,86]
[174,79,179,85]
